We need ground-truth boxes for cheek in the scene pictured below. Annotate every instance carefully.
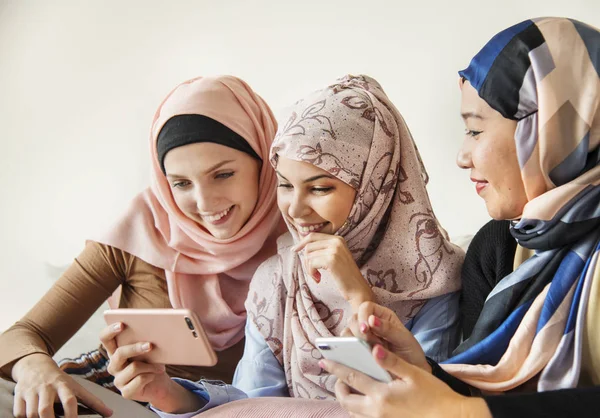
[233,172,260,208]
[315,194,352,224]
[277,192,289,213]
[172,193,195,213]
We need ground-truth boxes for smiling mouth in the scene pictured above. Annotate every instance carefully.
[474,181,488,195]
[295,222,329,236]
[202,205,234,225]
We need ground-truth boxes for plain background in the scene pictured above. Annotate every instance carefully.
[1,0,599,337]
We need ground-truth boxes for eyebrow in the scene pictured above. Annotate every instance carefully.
[461,112,484,121]
[276,171,334,183]
[167,159,235,178]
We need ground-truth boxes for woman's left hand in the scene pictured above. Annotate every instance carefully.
[292,232,373,311]
[321,344,492,418]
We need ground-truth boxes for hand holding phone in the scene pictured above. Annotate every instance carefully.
[103,308,216,366]
[315,337,392,383]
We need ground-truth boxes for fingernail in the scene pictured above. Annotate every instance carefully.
[142,343,151,352]
[318,360,325,369]
[112,323,122,332]
[359,322,368,333]
[371,316,382,328]
[374,344,386,360]
[313,271,321,282]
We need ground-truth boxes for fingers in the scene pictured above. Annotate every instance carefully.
[356,302,411,346]
[291,232,334,252]
[119,373,157,400]
[56,384,79,418]
[372,344,414,381]
[72,382,113,417]
[13,392,26,418]
[114,361,165,390]
[38,388,58,418]
[100,322,124,357]
[334,379,372,417]
[107,341,152,378]
[25,392,39,418]
[320,359,382,396]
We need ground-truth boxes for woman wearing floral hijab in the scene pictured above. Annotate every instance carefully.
[108,75,464,417]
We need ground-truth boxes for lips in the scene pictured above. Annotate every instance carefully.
[295,222,328,236]
[201,205,234,225]
[471,178,488,195]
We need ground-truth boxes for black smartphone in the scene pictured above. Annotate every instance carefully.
[53,401,103,417]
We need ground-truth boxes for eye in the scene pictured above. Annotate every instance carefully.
[215,171,234,180]
[172,180,191,189]
[465,129,483,138]
[312,187,333,194]
[278,183,292,189]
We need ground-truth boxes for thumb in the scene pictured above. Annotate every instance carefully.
[372,344,415,381]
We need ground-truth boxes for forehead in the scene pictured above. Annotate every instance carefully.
[460,81,492,119]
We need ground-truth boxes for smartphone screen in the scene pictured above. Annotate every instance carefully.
[315,336,393,383]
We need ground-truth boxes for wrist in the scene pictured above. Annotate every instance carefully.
[12,353,54,381]
[153,378,205,414]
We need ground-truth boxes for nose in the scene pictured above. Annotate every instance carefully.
[194,185,218,213]
[287,190,311,219]
[456,138,473,170]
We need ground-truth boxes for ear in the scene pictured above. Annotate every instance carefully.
[458,77,465,89]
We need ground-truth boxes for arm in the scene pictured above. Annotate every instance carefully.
[146,320,288,418]
[0,241,127,379]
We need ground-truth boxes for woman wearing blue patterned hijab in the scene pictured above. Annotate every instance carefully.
[323,17,600,418]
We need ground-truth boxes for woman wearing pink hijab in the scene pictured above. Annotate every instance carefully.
[0,75,285,418]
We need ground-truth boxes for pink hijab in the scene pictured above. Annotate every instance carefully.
[96,76,285,350]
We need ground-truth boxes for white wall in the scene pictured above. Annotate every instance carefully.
[1,0,599,331]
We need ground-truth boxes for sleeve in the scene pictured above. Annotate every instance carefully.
[484,386,600,418]
[405,291,461,362]
[150,320,288,417]
[460,220,516,339]
[0,241,127,379]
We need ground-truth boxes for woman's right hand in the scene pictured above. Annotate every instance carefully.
[343,301,431,373]
[100,324,204,414]
[11,353,113,418]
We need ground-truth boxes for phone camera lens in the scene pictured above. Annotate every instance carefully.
[184,317,195,330]
[317,344,330,350]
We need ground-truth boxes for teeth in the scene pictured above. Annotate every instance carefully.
[203,206,232,222]
[299,223,326,234]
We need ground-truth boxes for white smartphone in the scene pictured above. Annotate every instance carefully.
[315,337,393,383]
[103,308,217,367]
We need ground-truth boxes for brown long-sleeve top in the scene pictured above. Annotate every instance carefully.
[0,241,243,382]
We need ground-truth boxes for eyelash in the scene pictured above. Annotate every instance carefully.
[172,180,190,189]
[465,130,483,138]
[171,172,234,189]
[215,172,234,180]
[277,184,334,194]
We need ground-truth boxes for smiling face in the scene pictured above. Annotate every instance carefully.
[164,142,261,239]
[275,156,356,237]
[456,81,529,220]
